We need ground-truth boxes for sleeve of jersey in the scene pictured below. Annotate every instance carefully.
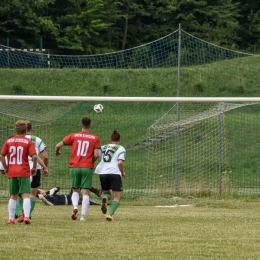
[38,138,47,152]
[118,147,126,161]
[63,134,73,145]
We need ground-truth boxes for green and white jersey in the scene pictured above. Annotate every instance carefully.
[95,144,126,176]
[26,134,47,170]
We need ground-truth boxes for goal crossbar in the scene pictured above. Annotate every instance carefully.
[0,95,260,102]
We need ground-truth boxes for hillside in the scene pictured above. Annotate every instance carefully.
[0,55,260,97]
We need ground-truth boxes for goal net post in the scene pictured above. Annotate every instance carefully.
[0,96,260,203]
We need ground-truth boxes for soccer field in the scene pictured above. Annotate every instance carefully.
[1,200,260,260]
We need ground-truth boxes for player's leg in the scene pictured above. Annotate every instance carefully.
[19,177,32,224]
[15,195,23,218]
[30,169,41,217]
[99,174,112,214]
[70,168,81,220]
[90,186,103,197]
[7,178,19,224]
[80,168,93,221]
[106,175,123,222]
[15,195,25,223]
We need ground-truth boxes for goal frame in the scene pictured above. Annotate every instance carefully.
[0,95,260,102]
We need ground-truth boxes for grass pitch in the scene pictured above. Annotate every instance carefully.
[1,199,260,260]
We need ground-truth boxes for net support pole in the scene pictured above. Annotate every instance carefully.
[7,37,9,68]
[175,23,182,193]
[218,109,223,196]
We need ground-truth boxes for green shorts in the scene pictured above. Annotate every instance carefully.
[70,168,93,189]
[8,177,31,195]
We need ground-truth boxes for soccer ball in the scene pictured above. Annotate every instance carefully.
[94,104,103,113]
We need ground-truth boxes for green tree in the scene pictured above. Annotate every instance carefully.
[175,0,241,47]
[49,0,120,54]
[0,0,57,48]
[111,0,179,50]
[236,0,260,52]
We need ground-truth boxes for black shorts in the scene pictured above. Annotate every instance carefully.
[99,174,123,192]
[31,169,41,188]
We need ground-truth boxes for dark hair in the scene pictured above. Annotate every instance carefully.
[25,120,32,131]
[81,117,91,128]
[111,130,120,142]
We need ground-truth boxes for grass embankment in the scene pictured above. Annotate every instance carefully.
[0,55,260,97]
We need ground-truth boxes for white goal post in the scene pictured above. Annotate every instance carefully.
[0,95,260,102]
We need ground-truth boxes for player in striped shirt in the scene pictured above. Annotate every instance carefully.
[95,130,126,222]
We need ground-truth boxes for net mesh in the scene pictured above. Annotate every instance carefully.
[1,30,258,70]
[0,101,260,201]
[147,102,260,198]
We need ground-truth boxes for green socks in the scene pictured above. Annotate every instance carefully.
[108,200,119,216]
[30,198,36,214]
[15,196,23,216]
[15,197,36,216]
[102,194,119,216]
[103,193,112,201]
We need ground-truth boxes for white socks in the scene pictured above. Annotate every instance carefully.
[72,192,80,208]
[23,198,31,218]
[8,198,16,220]
[81,195,90,216]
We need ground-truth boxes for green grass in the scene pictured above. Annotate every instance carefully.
[1,55,260,97]
[1,200,260,259]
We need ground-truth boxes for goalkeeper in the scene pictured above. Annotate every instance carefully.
[37,186,102,206]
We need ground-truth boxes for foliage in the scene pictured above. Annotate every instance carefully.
[0,0,57,48]
[50,0,121,54]
[1,0,260,53]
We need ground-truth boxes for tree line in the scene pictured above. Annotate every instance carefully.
[0,0,259,54]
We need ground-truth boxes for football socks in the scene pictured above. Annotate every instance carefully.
[108,200,119,216]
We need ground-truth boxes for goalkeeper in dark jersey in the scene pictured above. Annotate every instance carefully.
[37,187,102,206]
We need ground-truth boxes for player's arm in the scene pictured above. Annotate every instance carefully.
[31,154,37,176]
[37,156,49,176]
[41,149,48,167]
[93,148,100,163]
[0,154,7,174]
[118,160,126,179]
[55,141,65,156]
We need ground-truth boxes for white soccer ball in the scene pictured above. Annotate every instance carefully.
[94,104,103,113]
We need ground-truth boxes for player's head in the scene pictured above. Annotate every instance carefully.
[15,120,27,135]
[111,130,121,142]
[25,120,33,132]
[81,117,91,129]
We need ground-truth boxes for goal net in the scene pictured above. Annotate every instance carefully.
[146,101,260,199]
[1,27,260,203]
[0,98,260,203]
